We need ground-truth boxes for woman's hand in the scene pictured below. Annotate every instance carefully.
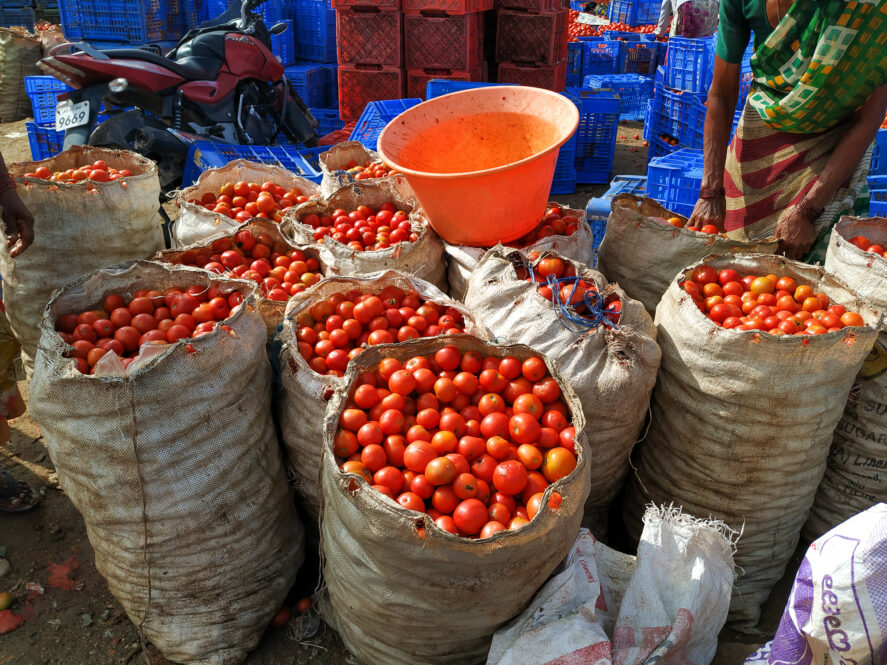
[775,203,816,260]
[687,195,726,231]
[0,189,34,258]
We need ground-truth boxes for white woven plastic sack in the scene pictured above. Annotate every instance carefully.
[29,261,304,665]
[487,506,735,665]
[597,195,780,314]
[807,217,887,539]
[3,146,164,378]
[318,141,415,200]
[745,503,887,665]
[154,218,325,338]
[624,253,880,630]
[276,271,487,519]
[465,248,661,534]
[319,336,591,665]
[283,179,447,290]
[444,203,594,302]
[173,159,320,247]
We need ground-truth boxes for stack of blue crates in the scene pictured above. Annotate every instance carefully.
[565,87,621,185]
[607,0,659,26]
[25,77,69,160]
[869,129,887,215]
[182,141,323,186]
[0,1,35,29]
[584,73,653,121]
[645,148,704,216]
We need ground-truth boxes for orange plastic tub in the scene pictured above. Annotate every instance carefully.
[376,86,579,247]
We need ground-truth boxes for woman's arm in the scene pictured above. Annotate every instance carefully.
[687,55,740,231]
[655,0,673,37]
[0,153,33,258]
[776,84,887,259]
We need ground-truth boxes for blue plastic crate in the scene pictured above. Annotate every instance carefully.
[315,63,338,107]
[310,107,344,136]
[0,7,34,28]
[566,41,584,88]
[203,0,236,18]
[271,20,295,64]
[664,36,715,94]
[870,176,887,216]
[607,0,659,26]
[26,122,65,161]
[349,98,422,151]
[618,40,660,76]
[425,79,504,99]
[292,0,336,64]
[59,0,178,43]
[565,87,620,184]
[285,63,327,108]
[581,38,622,76]
[550,134,577,196]
[586,174,647,250]
[261,0,293,21]
[871,129,886,176]
[25,76,71,127]
[583,73,653,121]
[182,141,323,186]
[646,82,706,149]
[645,148,705,216]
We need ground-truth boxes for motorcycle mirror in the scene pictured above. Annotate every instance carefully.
[269,21,288,34]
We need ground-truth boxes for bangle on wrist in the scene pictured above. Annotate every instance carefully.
[699,187,725,200]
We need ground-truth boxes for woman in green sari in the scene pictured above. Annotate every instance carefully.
[688,0,887,261]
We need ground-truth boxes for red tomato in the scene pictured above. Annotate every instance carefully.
[453,498,487,535]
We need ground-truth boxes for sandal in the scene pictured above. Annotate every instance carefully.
[0,470,40,513]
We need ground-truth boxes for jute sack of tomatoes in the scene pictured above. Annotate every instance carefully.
[317,141,415,200]
[276,271,486,519]
[174,159,320,247]
[596,195,779,315]
[29,260,304,664]
[283,180,447,291]
[623,253,879,629]
[3,145,164,379]
[154,218,325,337]
[465,248,660,534]
[0,28,41,122]
[317,336,590,665]
[805,216,887,539]
[444,203,594,302]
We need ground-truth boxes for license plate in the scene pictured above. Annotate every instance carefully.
[55,101,90,131]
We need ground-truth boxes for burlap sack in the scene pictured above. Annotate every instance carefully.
[596,195,780,315]
[283,180,446,291]
[465,248,661,535]
[276,271,487,519]
[173,159,320,248]
[445,203,594,302]
[154,218,325,338]
[318,141,415,200]
[29,260,304,665]
[624,253,880,630]
[35,23,67,55]
[3,146,164,378]
[0,27,41,122]
[318,336,591,665]
[806,217,887,538]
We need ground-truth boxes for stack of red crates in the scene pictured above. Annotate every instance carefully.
[334,0,405,121]
[402,0,492,99]
[493,0,568,91]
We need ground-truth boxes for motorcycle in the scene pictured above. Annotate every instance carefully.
[39,0,319,190]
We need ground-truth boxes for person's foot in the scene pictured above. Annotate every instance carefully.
[0,470,40,513]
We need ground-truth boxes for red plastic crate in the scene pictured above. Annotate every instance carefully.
[404,12,484,70]
[497,60,567,91]
[493,0,562,11]
[406,63,486,98]
[403,0,491,14]
[495,9,568,65]
[336,8,403,67]
[332,0,400,10]
[338,65,406,121]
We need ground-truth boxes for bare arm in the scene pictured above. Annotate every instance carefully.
[655,0,673,37]
[776,84,887,259]
[0,153,34,258]
[687,56,741,231]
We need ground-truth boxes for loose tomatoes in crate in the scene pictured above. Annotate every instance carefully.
[23,158,137,183]
[332,341,582,538]
[681,262,869,335]
[278,272,486,519]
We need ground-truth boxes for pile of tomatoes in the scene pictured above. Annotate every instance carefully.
[567,13,660,41]
[682,265,867,334]
[848,235,887,258]
[342,159,401,181]
[189,181,312,224]
[604,23,658,35]
[167,229,322,302]
[334,346,579,538]
[298,203,418,252]
[507,206,581,248]
[653,215,721,236]
[23,160,133,183]
[56,285,244,374]
[516,252,622,326]
[295,286,466,376]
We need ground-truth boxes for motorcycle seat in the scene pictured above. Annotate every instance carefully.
[100,48,221,80]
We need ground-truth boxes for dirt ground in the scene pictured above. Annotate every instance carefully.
[0,119,796,664]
